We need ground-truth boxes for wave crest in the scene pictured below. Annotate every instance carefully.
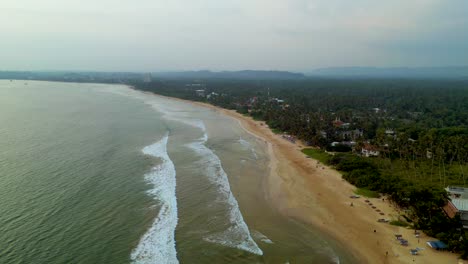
[131,134,179,264]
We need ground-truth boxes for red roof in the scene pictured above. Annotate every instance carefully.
[443,201,459,218]
[362,143,378,151]
[333,119,344,127]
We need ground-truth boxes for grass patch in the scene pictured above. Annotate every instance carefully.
[271,128,284,134]
[301,148,330,164]
[354,188,380,198]
[389,220,410,227]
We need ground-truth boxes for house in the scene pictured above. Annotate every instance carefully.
[341,141,356,147]
[385,129,396,137]
[332,118,350,128]
[446,186,468,199]
[186,83,204,87]
[361,144,379,157]
[332,118,344,128]
[331,141,356,148]
[444,186,468,228]
[340,129,363,140]
[206,92,218,99]
[451,200,468,228]
[195,89,205,97]
[444,199,468,229]
[271,98,284,104]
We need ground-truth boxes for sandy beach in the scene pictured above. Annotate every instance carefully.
[150,92,464,264]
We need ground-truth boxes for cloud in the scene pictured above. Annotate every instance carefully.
[0,0,467,71]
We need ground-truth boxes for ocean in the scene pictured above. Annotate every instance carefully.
[0,81,357,263]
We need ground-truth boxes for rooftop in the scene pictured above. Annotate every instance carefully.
[446,186,468,193]
[446,186,468,199]
[443,201,459,218]
[451,199,468,211]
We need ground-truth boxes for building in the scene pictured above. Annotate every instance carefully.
[331,141,356,147]
[446,186,468,199]
[332,118,350,128]
[340,129,363,140]
[361,144,379,157]
[385,129,396,139]
[195,89,205,97]
[444,186,468,228]
[206,92,218,100]
[271,98,284,104]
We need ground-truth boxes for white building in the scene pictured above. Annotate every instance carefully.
[445,186,468,228]
[446,186,468,199]
[361,144,379,157]
[195,89,205,97]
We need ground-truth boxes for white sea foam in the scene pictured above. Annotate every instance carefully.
[332,255,341,264]
[239,137,258,160]
[318,245,341,264]
[251,230,274,244]
[250,148,258,160]
[109,87,262,256]
[189,133,263,256]
[131,134,179,264]
[238,137,251,149]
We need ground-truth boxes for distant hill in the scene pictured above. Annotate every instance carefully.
[308,66,468,79]
[152,70,305,80]
[0,70,305,82]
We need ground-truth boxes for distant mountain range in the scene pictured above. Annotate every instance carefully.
[1,67,468,81]
[308,66,468,78]
[151,70,305,80]
[0,70,306,81]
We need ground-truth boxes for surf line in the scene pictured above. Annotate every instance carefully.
[135,93,262,256]
[188,128,263,256]
[131,133,179,264]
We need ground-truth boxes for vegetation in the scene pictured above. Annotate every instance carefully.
[354,188,380,198]
[301,148,330,164]
[271,128,284,134]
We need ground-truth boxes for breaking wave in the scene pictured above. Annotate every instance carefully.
[131,134,179,264]
[251,230,274,244]
[189,131,263,255]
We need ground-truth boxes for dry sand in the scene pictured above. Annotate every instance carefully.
[151,93,464,264]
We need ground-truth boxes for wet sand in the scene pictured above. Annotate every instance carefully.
[149,92,464,264]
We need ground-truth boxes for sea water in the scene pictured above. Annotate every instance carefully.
[0,80,357,263]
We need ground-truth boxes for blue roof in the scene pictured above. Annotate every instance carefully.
[427,240,448,249]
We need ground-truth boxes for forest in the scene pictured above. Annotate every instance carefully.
[131,77,468,258]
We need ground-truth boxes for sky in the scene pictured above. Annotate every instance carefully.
[1,0,468,72]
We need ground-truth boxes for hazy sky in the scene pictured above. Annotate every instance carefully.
[1,0,468,72]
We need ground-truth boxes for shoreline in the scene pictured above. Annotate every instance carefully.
[137,90,463,264]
